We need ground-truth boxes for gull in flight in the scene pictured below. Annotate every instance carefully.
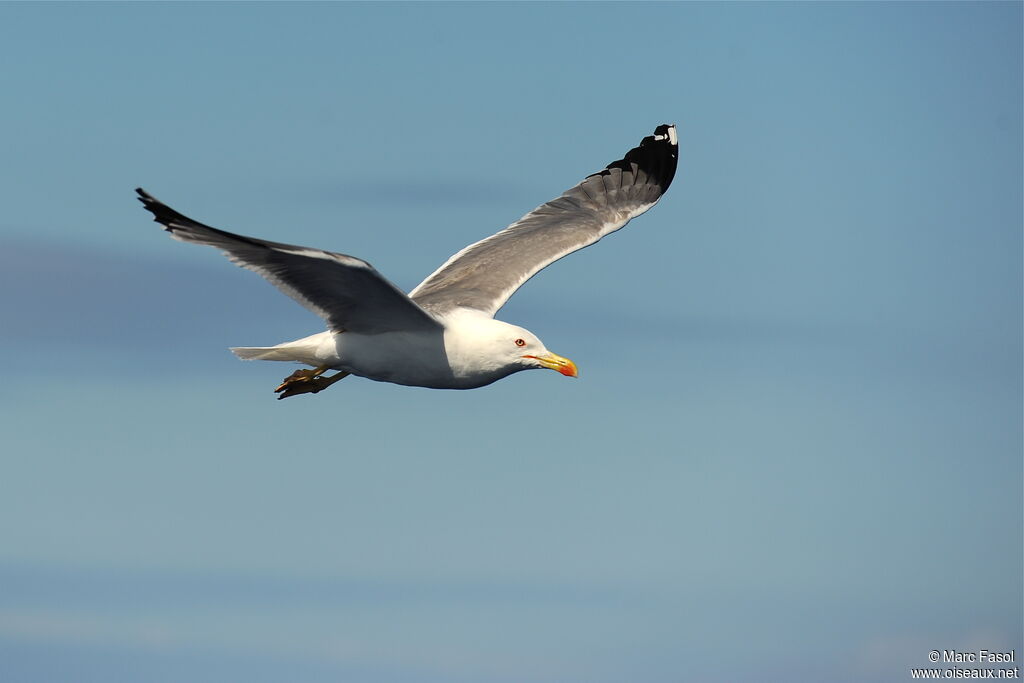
[137,124,678,398]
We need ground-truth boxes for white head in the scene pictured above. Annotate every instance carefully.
[443,312,578,385]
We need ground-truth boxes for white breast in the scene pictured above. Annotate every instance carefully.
[331,309,523,389]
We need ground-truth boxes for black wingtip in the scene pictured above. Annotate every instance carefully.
[134,187,174,228]
[134,187,208,235]
[135,187,162,215]
[593,124,679,194]
[629,123,678,191]
[134,187,279,250]
[651,123,677,145]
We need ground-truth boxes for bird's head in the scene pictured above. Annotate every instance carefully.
[508,327,578,378]
[444,314,578,381]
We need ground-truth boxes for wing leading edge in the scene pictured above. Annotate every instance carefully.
[409,124,678,317]
[136,188,441,335]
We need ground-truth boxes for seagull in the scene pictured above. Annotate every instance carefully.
[137,124,678,399]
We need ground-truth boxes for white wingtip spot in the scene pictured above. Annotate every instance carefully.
[653,125,678,146]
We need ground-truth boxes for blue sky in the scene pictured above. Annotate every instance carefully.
[0,2,1020,682]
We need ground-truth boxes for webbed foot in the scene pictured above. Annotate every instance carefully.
[274,367,325,393]
[274,367,350,400]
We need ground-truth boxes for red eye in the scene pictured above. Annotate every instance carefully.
[514,338,526,347]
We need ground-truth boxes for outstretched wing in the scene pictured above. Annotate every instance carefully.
[136,189,441,334]
[409,124,678,317]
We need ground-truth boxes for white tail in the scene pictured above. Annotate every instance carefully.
[230,346,299,361]
[229,333,328,365]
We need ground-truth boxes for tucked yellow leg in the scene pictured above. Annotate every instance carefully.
[275,369,350,400]
[274,365,330,393]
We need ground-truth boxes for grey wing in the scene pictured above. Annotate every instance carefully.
[409,124,678,317]
[136,189,441,334]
